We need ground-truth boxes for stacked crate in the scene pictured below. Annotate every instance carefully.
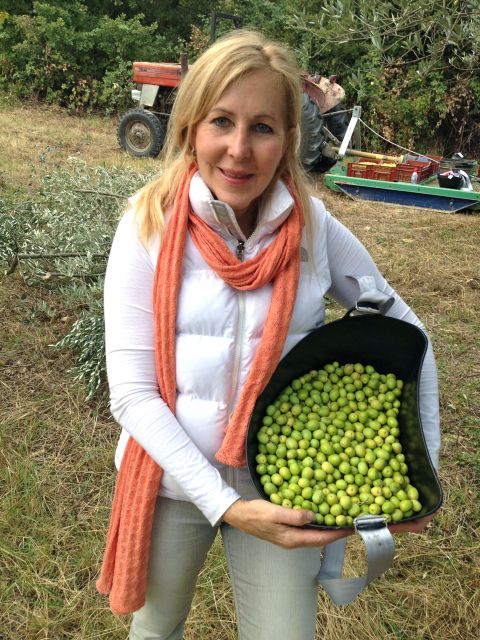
[346,159,398,181]
[396,159,439,182]
[346,157,440,183]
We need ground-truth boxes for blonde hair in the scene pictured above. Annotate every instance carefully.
[135,30,312,243]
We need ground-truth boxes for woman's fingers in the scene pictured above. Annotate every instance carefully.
[223,500,439,548]
[222,499,353,548]
[274,525,352,549]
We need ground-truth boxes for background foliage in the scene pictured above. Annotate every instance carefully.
[0,0,478,154]
[0,0,222,113]
[288,1,480,155]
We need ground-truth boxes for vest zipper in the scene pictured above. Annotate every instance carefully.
[236,240,245,261]
[228,240,247,420]
[228,292,246,422]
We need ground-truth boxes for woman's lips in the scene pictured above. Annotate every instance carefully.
[219,168,254,184]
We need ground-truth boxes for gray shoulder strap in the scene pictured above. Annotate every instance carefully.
[316,512,395,605]
[349,275,395,315]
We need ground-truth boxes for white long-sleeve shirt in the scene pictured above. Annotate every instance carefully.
[104,175,440,525]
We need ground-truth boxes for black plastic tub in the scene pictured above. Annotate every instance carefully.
[245,313,443,529]
[437,173,464,190]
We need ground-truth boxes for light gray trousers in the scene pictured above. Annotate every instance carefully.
[129,467,323,640]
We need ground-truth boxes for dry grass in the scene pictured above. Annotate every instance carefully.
[0,103,479,640]
[0,100,158,195]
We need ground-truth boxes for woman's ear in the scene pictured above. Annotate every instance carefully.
[190,125,197,148]
[185,126,197,159]
[276,127,296,175]
[286,127,297,146]
[284,126,296,153]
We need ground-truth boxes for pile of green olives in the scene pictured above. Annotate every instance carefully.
[254,362,422,526]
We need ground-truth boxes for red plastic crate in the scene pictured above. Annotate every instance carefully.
[347,157,440,183]
[368,165,398,181]
[396,159,437,183]
[346,162,369,178]
[346,160,398,181]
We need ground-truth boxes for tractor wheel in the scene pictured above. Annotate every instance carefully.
[299,93,324,173]
[117,108,165,157]
[323,103,348,144]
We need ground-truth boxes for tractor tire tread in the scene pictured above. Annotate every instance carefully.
[117,108,164,158]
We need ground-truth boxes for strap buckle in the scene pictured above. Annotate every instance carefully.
[354,514,388,533]
[354,300,381,314]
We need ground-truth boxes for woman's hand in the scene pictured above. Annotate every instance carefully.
[221,499,352,548]
[222,501,440,547]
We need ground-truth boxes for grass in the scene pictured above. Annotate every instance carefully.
[1,102,479,639]
[0,99,158,197]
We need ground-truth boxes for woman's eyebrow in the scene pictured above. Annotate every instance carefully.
[209,107,277,121]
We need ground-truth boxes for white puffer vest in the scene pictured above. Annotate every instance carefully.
[116,173,334,498]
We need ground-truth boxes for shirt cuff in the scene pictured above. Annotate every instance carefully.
[204,487,242,527]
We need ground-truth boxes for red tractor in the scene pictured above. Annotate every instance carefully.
[117,14,348,172]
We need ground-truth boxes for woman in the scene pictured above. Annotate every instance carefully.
[97,30,440,640]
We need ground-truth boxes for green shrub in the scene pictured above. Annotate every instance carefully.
[54,292,106,401]
[96,58,136,116]
[0,1,169,112]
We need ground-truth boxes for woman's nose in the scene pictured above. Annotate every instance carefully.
[228,126,251,159]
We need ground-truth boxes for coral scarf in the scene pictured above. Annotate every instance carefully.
[96,165,304,614]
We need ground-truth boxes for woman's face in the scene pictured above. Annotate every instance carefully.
[193,70,291,236]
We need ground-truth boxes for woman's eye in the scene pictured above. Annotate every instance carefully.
[211,116,231,128]
[255,122,273,134]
